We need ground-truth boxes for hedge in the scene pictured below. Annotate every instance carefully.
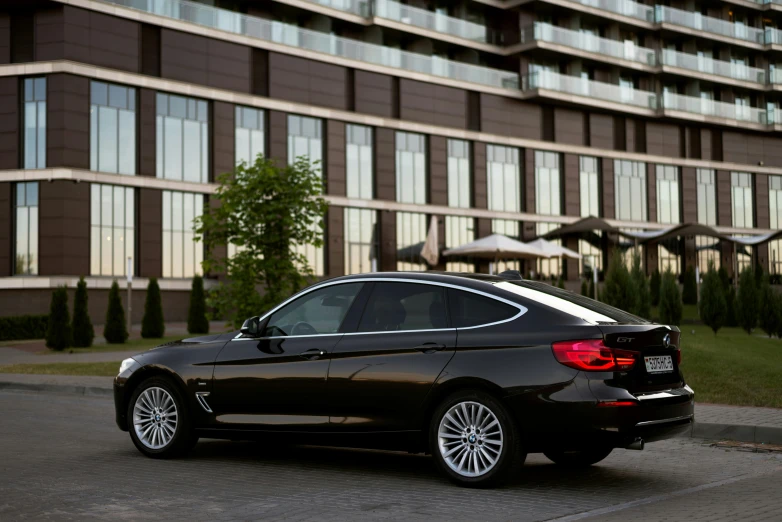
[0,315,49,341]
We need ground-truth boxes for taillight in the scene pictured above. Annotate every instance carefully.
[676,349,682,366]
[551,339,638,372]
[596,400,638,407]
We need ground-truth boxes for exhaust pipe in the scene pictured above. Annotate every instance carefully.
[625,438,644,451]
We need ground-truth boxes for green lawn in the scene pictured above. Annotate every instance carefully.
[0,361,121,377]
[40,335,185,355]
[680,324,782,408]
[651,304,700,323]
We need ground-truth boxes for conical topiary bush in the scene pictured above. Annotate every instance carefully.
[46,286,72,351]
[104,281,128,344]
[71,277,94,348]
[141,277,165,338]
[187,275,209,334]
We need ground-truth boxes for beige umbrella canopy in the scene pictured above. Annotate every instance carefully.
[443,234,549,262]
[525,238,582,259]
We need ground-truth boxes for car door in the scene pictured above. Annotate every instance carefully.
[327,281,456,432]
[210,282,364,431]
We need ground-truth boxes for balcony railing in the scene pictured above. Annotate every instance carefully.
[375,0,487,43]
[661,92,768,124]
[655,6,765,44]
[304,0,371,18]
[522,23,657,66]
[660,49,767,84]
[108,0,519,90]
[572,0,655,23]
[523,70,658,110]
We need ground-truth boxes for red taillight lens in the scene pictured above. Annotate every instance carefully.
[676,349,682,366]
[596,400,638,407]
[551,339,638,372]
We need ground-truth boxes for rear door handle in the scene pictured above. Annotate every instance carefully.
[414,343,446,354]
[300,348,326,360]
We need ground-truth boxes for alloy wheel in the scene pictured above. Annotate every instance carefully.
[437,400,503,478]
[133,387,178,450]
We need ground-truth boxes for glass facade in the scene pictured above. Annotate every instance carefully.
[579,157,602,276]
[614,160,647,222]
[446,140,474,272]
[346,124,373,199]
[90,81,136,175]
[90,184,135,277]
[23,78,46,169]
[534,151,561,216]
[162,191,204,278]
[14,182,38,275]
[396,132,427,204]
[344,125,377,275]
[770,176,782,275]
[656,166,680,274]
[731,172,754,228]
[156,93,209,183]
[397,212,428,271]
[488,145,521,272]
[696,169,720,273]
[235,106,265,166]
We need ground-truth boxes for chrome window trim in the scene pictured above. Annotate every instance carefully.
[231,277,528,341]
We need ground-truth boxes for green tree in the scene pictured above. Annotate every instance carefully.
[556,275,565,290]
[580,279,588,297]
[718,266,738,327]
[681,266,698,305]
[188,275,210,334]
[629,252,651,319]
[699,262,727,335]
[587,276,596,301]
[650,269,661,307]
[736,267,759,335]
[104,281,128,344]
[71,277,94,348]
[659,270,683,326]
[45,286,72,351]
[758,272,781,338]
[141,277,165,338]
[194,154,328,328]
[602,249,635,313]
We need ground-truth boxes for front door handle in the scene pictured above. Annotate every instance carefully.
[414,343,446,354]
[300,348,326,360]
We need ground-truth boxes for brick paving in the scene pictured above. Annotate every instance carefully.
[696,403,782,429]
[1,390,781,521]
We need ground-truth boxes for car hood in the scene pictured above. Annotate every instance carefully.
[147,330,238,351]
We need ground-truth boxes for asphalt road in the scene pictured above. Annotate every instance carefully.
[1,390,781,521]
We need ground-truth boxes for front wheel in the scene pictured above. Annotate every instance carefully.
[543,448,613,467]
[127,377,197,459]
[430,390,525,488]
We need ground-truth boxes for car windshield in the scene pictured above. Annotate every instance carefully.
[494,280,649,325]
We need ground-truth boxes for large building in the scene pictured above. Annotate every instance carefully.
[2,0,782,321]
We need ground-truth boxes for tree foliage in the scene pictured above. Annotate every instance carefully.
[194,154,328,328]
[736,267,759,335]
[682,266,698,305]
[141,277,165,338]
[602,249,635,313]
[71,277,94,348]
[758,272,781,338]
[650,269,661,307]
[188,275,210,334]
[46,286,72,351]
[580,279,588,297]
[629,252,651,319]
[699,262,727,335]
[718,266,738,327]
[104,281,128,344]
[587,276,596,301]
[659,270,683,326]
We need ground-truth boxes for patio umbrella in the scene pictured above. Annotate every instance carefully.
[525,238,582,260]
[443,234,549,273]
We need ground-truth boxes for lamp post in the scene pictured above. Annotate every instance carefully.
[126,256,133,335]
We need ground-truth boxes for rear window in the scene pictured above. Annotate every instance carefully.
[448,289,519,328]
[494,281,648,325]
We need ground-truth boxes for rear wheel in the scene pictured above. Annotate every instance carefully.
[543,448,613,467]
[430,390,525,488]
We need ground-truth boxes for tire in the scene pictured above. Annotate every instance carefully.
[543,448,613,467]
[430,389,525,488]
[127,376,197,459]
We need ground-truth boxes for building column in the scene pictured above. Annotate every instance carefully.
[38,180,90,276]
[0,182,10,277]
[375,128,396,271]
[644,242,658,276]
[47,74,90,169]
[138,188,162,278]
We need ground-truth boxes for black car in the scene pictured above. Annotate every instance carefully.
[114,271,694,487]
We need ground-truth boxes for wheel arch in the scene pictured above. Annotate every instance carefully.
[122,365,190,418]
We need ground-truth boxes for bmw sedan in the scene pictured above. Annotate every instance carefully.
[114,271,694,487]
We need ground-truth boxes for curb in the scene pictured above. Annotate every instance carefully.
[0,380,112,397]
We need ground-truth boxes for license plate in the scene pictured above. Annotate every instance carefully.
[644,355,674,374]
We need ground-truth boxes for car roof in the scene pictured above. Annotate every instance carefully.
[322,271,508,291]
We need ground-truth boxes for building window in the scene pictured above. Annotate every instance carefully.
[14,182,38,275]
[397,212,428,271]
[23,78,46,169]
[90,81,136,175]
[535,151,561,216]
[447,140,474,272]
[162,191,204,278]
[656,166,680,225]
[446,216,475,273]
[156,93,209,183]
[396,132,427,204]
[346,124,373,199]
[770,176,782,275]
[580,156,600,218]
[235,106,265,166]
[488,145,521,271]
[288,115,322,170]
[614,160,647,222]
[696,169,719,273]
[536,222,561,278]
[344,208,377,274]
[731,172,754,228]
[90,184,134,277]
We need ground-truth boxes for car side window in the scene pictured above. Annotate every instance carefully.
[447,288,518,328]
[263,283,363,337]
[358,282,448,332]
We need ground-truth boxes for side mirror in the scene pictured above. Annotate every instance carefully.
[240,316,263,338]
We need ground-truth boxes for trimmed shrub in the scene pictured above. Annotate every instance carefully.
[602,249,635,313]
[188,275,209,334]
[71,277,94,348]
[45,286,72,351]
[104,281,128,344]
[718,266,738,327]
[682,266,698,305]
[580,279,588,297]
[758,273,781,338]
[587,277,595,301]
[0,315,48,341]
[736,267,759,335]
[699,263,727,335]
[629,252,651,319]
[141,277,165,338]
[659,270,683,326]
[650,269,661,307]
